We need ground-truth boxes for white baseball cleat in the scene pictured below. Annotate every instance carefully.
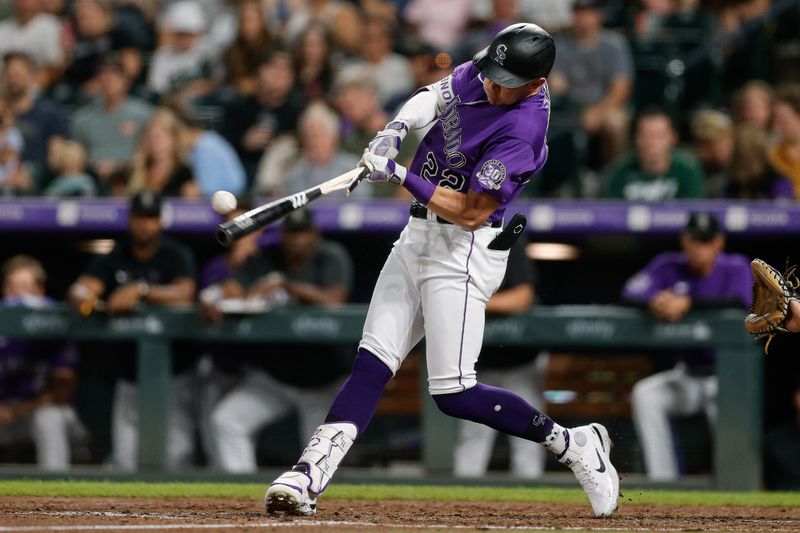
[558,423,619,517]
[265,467,317,516]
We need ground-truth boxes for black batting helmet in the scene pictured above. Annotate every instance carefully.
[473,23,556,88]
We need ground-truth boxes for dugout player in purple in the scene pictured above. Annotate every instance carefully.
[266,24,619,518]
[622,212,752,480]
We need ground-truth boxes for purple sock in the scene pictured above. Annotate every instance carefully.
[324,348,393,436]
[433,383,555,442]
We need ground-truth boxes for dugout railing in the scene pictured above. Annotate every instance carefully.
[0,305,761,491]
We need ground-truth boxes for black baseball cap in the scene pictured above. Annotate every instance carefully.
[685,212,721,241]
[130,190,163,218]
[282,208,316,232]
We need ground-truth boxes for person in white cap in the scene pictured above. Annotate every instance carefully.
[147,0,219,97]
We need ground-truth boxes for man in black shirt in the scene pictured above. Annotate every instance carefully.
[68,191,196,470]
[218,49,305,181]
[208,208,354,472]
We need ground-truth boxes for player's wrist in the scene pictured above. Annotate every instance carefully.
[401,169,436,205]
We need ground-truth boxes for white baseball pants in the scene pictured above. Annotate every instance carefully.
[0,404,85,470]
[111,374,198,471]
[631,363,717,480]
[360,217,508,395]
[454,355,549,478]
[209,368,342,473]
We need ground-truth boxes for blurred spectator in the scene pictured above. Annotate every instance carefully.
[338,15,413,108]
[43,138,97,196]
[454,235,548,479]
[550,0,634,171]
[731,80,774,132]
[516,0,575,34]
[0,255,85,471]
[67,191,197,471]
[767,83,800,199]
[452,0,522,67]
[276,103,365,197]
[727,125,793,200]
[61,0,145,97]
[605,108,705,201]
[403,0,472,51]
[172,104,245,197]
[402,36,454,90]
[223,0,274,96]
[0,0,64,89]
[70,59,152,193]
[282,0,364,55]
[622,212,751,480]
[147,1,219,99]
[0,97,33,195]
[690,109,734,198]
[127,107,195,197]
[219,49,304,181]
[292,22,335,102]
[662,0,716,112]
[210,208,354,473]
[2,52,68,184]
[333,69,407,161]
[765,385,800,490]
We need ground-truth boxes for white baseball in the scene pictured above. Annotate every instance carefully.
[211,190,237,215]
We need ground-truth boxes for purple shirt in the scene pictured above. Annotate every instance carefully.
[409,62,551,224]
[622,251,752,369]
[200,254,233,289]
[0,298,76,402]
[622,252,752,307]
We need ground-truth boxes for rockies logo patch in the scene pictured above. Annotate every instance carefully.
[476,159,507,190]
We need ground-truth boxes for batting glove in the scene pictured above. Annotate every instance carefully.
[361,152,407,185]
[366,121,409,160]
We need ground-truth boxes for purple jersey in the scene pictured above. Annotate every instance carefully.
[623,251,752,370]
[201,254,233,289]
[409,62,551,224]
[622,252,752,307]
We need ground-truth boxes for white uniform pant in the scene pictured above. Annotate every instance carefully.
[210,369,342,473]
[112,374,197,471]
[631,363,717,480]
[454,355,549,478]
[360,217,508,395]
[0,404,85,470]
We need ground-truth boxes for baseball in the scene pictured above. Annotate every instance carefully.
[211,190,237,215]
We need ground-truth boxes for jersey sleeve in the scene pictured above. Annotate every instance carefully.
[724,256,754,308]
[85,247,119,289]
[622,255,672,302]
[319,242,354,292]
[469,137,538,204]
[168,242,197,282]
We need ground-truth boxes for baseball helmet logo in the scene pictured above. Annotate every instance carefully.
[494,44,508,65]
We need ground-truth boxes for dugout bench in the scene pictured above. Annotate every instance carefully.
[0,305,761,491]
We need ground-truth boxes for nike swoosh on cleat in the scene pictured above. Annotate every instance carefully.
[594,449,607,473]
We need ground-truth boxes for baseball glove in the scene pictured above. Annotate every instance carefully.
[745,258,799,353]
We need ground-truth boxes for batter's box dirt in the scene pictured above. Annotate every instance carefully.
[1,497,799,532]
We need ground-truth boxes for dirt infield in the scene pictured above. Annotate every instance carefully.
[1,496,800,532]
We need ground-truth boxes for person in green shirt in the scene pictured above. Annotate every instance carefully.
[605,108,705,201]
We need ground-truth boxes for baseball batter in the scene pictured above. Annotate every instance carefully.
[265,24,619,518]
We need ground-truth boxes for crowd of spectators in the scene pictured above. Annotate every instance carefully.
[0,0,798,201]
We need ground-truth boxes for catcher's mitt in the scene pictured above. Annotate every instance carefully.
[745,258,799,353]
